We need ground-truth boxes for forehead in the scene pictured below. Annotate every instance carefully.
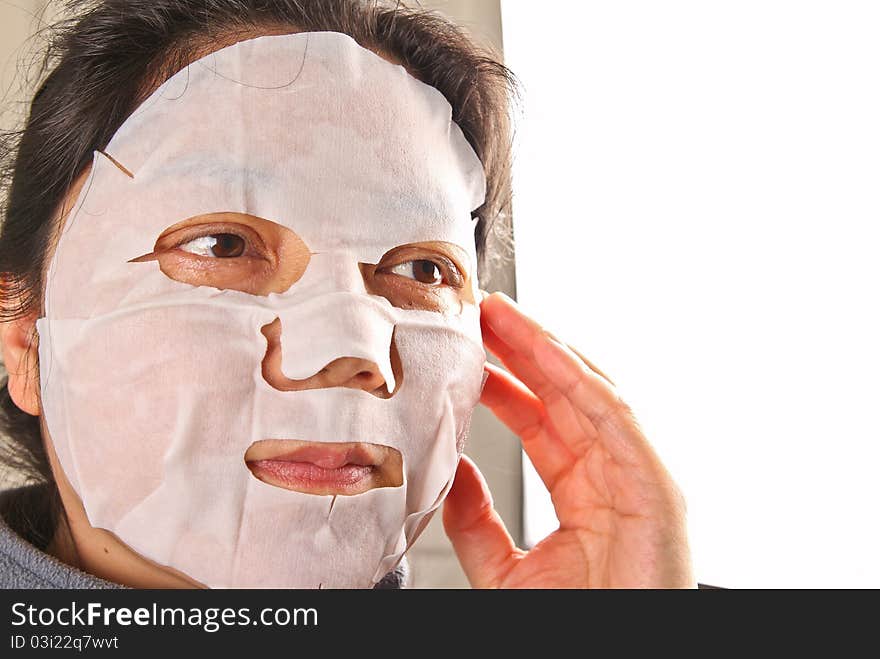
[91,31,486,262]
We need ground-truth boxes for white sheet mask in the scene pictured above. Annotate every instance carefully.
[35,31,488,588]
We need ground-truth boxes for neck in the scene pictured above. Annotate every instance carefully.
[45,515,80,568]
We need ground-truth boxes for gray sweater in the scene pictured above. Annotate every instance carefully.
[0,485,406,589]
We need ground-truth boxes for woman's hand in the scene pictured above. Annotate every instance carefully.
[443,292,695,588]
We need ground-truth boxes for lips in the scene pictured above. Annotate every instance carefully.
[244,439,403,496]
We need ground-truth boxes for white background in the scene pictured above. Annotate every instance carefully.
[501,1,880,587]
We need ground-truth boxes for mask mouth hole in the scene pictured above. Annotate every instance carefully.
[243,439,403,496]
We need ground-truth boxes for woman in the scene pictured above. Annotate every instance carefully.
[0,0,694,588]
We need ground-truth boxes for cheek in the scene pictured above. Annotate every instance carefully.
[390,319,485,509]
[41,306,264,530]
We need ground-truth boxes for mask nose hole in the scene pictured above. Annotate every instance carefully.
[260,318,402,398]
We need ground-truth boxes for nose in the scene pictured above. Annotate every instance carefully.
[260,318,402,398]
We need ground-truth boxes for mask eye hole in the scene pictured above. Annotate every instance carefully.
[130,212,311,296]
[382,257,462,287]
[362,241,474,313]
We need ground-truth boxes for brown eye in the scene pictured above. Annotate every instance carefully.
[389,259,444,284]
[361,242,472,313]
[178,233,246,258]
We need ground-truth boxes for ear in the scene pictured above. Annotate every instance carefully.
[0,311,41,416]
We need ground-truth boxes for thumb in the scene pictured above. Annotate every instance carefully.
[442,454,523,588]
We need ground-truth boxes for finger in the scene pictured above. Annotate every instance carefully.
[442,455,524,588]
[481,293,590,404]
[482,293,657,467]
[482,312,555,400]
[533,328,660,468]
[479,362,545,436]
[482,300,601,457]
[545,330,615,386]
[481,293,614,387]
[480,362,576,492]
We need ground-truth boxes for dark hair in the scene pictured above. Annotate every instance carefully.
[0,0,517,548]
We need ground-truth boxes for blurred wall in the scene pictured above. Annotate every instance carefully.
[0,0,520,588]
[0,1,51,138]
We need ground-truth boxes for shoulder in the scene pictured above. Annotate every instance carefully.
[373,559,409,589]
[0,485,123,589]
[1,484,407,590]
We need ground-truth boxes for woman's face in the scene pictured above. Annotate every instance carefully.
[21,31,488,588]
[26,171,479,588]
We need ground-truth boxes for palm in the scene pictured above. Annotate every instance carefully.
[501,445,682,589]
[443,293,693,589]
